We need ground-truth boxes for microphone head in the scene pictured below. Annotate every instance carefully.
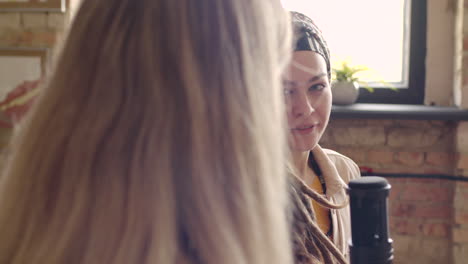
[347,176,394,264]
[348,176,390,191]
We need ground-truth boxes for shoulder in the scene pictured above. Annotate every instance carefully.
[322,148,361,183]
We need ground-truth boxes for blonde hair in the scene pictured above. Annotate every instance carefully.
[0,0,293,263]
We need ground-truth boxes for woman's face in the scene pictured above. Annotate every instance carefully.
[283,51,332,152]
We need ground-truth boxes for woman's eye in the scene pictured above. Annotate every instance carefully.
[283,88,294,95]
[309,83,326,91]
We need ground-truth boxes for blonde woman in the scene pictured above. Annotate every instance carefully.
[286,12,361,264]
[0,0,294,263]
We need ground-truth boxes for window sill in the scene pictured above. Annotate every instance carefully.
[331,103,468,121]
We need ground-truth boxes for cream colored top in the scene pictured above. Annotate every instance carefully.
[311,145,361,259]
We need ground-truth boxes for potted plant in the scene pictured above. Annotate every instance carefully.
[331,62,374,105]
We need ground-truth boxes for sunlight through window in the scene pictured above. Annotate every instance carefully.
[282,0,409,88]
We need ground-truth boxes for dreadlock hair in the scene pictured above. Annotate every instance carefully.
[288,167,349,264]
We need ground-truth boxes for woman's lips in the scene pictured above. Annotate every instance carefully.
[291,124,317,135]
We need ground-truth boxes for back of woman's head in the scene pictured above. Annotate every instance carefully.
[0,0,293,263]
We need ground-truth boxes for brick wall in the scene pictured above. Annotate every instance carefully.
[321,119,468,264]
[0,9,68,161]
[389,178,453,262]
[0,12,65,48]
[321,119,457,175]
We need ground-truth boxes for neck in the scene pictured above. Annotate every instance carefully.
[291,150,310,180]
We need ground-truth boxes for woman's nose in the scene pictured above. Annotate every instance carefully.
[292,94,315,117]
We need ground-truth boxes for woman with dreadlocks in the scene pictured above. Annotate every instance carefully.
[285,11,361,264]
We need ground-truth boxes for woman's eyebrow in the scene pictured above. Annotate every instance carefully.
[306,73,327,83]
[283,72,327,86]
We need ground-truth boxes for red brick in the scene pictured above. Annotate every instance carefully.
[391,201,451,219]
[377,165,451,175]
[395,152,425,167]
[422,223,450,238]
[390,218,422,236]
[332,126,386,147]
[387,178,407,185]
[425,152,455,167]
[388,183,404,201]
[457,154,468,169]
[422,166,454,175]
[320,131,332,145]
[366,120,394,126]
[327,119,367,127]
[453,228,468,243]
[335,147,366,163]
[429,120,451,127]
[389,218,450,238]
[405,179,453,189]
[387,128,423,148]
[0,29,56,47]
[413,204,452,219]
[454,191,468,210]
[405,178,432,184]
[0,13,21,29]
[375,167,426,174]
[390,201,416,218]
[464,35,468,51]
[389,188,401,201]
[419,239,451,262]
[367,150,394,164]
[464,73,468,86]
[461,169,468,177]
[457,122,468,152]
[391,234,411,256]
[453,244,468,264]
[456,181,468,188]
[455,211,468,225]
[400,184,452,202]
[463,57,468,85]
[21,13,47,29]
[32,31,56,46]
[394,120,432,129]
[47,13,65,29]
[386,179,406,198]
[388,128,446,149]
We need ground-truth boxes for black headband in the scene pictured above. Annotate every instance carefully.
[291,11,331,80]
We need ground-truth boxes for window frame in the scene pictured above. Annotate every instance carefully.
[356,0,427,104]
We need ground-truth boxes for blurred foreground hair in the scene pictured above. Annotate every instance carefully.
[0,0,293,263]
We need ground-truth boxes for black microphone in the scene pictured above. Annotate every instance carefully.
[346,176,394,264]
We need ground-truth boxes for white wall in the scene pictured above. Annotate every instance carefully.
[424,0,456,106]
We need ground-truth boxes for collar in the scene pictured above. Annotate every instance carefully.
[310,145,347,198]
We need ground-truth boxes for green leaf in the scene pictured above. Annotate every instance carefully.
[332,60,398,93]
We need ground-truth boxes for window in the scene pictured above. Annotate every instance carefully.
[282,0,427,104]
